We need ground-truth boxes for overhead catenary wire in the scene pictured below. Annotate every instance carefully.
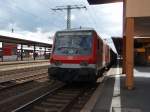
[51,5,87,29]
[0,0,97,32]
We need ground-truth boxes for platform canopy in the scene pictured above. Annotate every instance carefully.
[87,0,122,4]
[112,37,122,55]
[0,35,52,47]
[135,17,150,37]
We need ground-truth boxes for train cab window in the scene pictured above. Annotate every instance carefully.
[54,31,93,55]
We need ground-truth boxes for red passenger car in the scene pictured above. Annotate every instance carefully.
[48,28,113,82]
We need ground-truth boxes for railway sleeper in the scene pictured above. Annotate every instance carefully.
[73,100,86,107]
[33,105,58,112]
[0,81,16,87]
[69,109,80,112]
[51,95,74,100]
[38,102,63,109]
[33,99,72,112]
[61,88,81,91]
[46,98,70,103]
[56,92,80,97]
[41,102,63,108]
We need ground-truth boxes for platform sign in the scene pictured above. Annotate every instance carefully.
[135,48,145,53]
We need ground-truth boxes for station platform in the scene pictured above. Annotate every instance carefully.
[81,66,150,112]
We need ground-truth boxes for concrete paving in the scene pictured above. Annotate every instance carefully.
[120,67,150,112]
[92,77,115,112]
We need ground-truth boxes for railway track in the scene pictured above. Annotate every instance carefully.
[0,80,32,91]
[0,79,63,112]
[0,60,104,112]
[0,72,48,91]
[12,83,97,112]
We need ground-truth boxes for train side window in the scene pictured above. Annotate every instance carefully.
[97,39,99,49]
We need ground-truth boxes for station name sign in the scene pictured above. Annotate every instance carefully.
[57,32,92,36]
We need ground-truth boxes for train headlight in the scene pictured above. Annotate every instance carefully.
[54,61,62,66]
[80,61,88,66]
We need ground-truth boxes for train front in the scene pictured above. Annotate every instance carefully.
[48,30,96,82]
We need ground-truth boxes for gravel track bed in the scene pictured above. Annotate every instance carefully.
[69,87,96,112]
[15,83,98,112]
[0,81,43,101]
[0,67,49,101]
[0,68,48,84]
[0,80,60,112]
[0,65,48,78]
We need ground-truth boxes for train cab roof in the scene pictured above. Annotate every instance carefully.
[55,28,95,33]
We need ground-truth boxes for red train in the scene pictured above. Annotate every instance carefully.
[48,28,116,82]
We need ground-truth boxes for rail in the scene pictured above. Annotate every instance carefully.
[12,83,97,112]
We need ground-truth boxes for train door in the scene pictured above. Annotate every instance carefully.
[96,36,103,68]
[102,42,106,66]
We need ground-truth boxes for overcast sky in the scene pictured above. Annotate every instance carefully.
[0,0,123,51]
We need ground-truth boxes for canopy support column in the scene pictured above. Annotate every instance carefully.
[125,17,134,90]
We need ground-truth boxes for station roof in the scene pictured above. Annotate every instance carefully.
[112,37,150,54]
[87,0,122,5]
[112,37,122,55]
[135,37,150,43]
[135,37,150,48]
[0,35,52,47]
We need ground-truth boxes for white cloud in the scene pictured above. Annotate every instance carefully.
[0,29,54,44]
[0,0,123,50]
